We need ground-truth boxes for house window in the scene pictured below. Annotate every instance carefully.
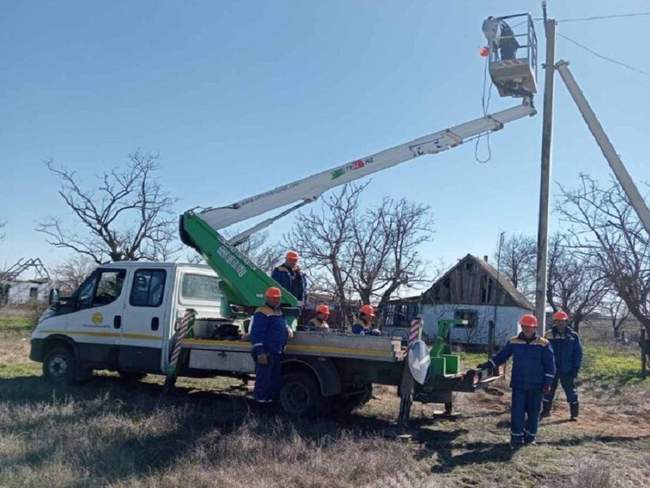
[454,309,478,328]
[29,287,39,299]
[465,262,475,272]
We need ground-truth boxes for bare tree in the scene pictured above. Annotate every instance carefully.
[351,197,433,308]
[287,184,433,326]
[495,233,536,299]
[52,255,96,294]
[546,233,610,332]
[602,293,630,339]
[557,174,650,336]
[233,231,284,274]
[37,152,180,263]
[286,184,365,326]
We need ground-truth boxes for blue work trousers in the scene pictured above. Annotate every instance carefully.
[511,388,543,445]
[253,353,282,402]
[543,373,578,404]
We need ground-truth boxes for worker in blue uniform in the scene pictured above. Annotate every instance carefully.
[541,310,583,420]
[478,314,556,448]
[351,305,382,336]
[271,250,307,304]
[249,286,290,404]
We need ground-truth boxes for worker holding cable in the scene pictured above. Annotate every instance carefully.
[477,314,556,449]
[249,287,291,405]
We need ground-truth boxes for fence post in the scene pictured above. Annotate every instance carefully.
[488,320,496,355]
[641,328,648,379]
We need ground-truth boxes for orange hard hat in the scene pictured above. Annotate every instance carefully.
[519,314,538,328]
[316,304,330,315]
[265,287,282,299]
[553,310,569,321]
[479,46,490,57]
[286,250,300,261]
[359,304,375,317]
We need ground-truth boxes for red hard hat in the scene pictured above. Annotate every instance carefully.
[479,46,490,57]
[265,287,282,299]
[316,304,330,315]
[286,250,300,261]
[519,314,538,328]
[553,310,569,321]
[359,304,375,317]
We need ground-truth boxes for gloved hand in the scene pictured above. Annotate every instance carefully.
[256,353,269,365]
[543,384,551,395]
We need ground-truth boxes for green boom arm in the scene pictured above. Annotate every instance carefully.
[180,212,298,316]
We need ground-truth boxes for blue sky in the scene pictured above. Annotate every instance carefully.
[1,0,649,277]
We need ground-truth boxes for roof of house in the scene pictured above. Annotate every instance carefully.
[423,254,534,310]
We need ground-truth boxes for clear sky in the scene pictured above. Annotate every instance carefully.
[1,0,649,277]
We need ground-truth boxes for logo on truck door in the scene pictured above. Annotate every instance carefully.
[91,312,103,325]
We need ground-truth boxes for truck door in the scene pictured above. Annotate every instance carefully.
[118,267,170,373]
[69,267,128,369]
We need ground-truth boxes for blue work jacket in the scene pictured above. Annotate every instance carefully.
[250,305,288,355]
[545,326,583,376]
[489,332,556,390]
[271,264,307,302]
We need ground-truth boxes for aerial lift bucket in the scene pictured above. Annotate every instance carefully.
[485,13,538,98]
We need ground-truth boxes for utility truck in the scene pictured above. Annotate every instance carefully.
[31,13,541,418]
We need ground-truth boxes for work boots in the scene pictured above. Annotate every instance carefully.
[540,401,552,419]
[570,402,579,421]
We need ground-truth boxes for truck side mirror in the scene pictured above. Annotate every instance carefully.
[48,288,60,307]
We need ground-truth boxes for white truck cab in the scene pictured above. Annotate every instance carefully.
[30,261,227,383]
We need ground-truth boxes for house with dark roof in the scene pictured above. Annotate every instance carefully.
[382,254,533,347]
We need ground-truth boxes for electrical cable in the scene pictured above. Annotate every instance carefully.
[474,55,494,164]
[557,33,650,78]
[556,12,650,23]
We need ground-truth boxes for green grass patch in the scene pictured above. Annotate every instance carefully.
[0,361,40,379]
[0,314,34,332]
[582,345,646,390]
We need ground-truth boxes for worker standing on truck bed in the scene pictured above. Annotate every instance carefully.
[541,311,583,421]
[352,305,381,336]
[249,287,290,404]
[477,314,556,448]
[304,304,331,331]
[272,251,307,305]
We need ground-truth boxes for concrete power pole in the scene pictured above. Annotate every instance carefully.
[535,2,556,335]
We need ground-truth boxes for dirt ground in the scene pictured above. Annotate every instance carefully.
[1,322,649,488]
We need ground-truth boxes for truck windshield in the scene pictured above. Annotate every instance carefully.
[181,274,221,302]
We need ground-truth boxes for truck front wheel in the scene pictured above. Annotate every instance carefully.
[43,347,77,385]
[279,372,323,418]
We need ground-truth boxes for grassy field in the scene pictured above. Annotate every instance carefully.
[0,313,649,487]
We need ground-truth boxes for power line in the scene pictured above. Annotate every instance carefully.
[556,12,650,23]
[557,33,650,78]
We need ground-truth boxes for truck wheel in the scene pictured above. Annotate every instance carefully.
[118,371,147,382]
[43,347,77,385]
[279,372,323,417]
[334,384,373,415]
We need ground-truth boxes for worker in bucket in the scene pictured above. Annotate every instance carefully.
[482,16,519,61]
[352,305,381,336]
[477,314,555,448]
[541,311,583,420]
[305,304,331,331]
[272,250,307,305]
[249,287,290,405]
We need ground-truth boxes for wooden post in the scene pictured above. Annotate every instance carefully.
[640,328,646,377]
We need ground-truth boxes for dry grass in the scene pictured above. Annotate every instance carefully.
[1,317,649,488]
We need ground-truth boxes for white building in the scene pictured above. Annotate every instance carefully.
[382,254,533,348]
[0,258,50,306]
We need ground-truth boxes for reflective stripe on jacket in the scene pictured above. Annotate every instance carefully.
[489,333,556,390]
[249,305,288,355]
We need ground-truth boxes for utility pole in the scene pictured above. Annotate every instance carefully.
[535,1,556,335]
